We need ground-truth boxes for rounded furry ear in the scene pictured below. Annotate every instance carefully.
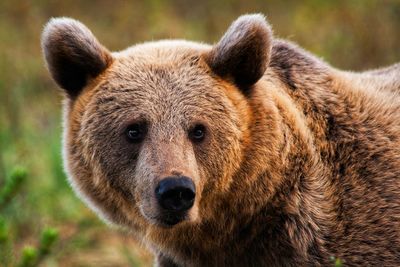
[41,17,112,98]
[205,14,272,89]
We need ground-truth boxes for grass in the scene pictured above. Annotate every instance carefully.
[0,0,399,266]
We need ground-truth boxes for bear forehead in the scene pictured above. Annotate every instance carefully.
[84,41,234,125]
[104,40,215,91]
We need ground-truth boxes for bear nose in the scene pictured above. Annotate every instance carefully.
[155,177,196,212]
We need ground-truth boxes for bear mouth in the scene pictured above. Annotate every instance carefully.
[155,211,188,227]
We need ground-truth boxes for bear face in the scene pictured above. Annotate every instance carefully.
[41,15,278,231]
[69,45,250,228]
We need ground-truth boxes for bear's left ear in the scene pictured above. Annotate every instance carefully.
[205,14,272,89]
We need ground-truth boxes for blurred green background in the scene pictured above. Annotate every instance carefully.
[0,0,399,266]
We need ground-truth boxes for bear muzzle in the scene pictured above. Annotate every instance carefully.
[154,176,196,226]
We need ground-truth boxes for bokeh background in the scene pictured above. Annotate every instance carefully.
[0,0,399,266]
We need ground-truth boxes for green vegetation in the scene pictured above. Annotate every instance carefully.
[0,167,59,267]
[16,228,59,267]
[0,0,399,266]
[330,256,343,267]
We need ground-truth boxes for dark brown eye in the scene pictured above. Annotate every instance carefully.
[189,124,206,143]
[125,123,147,143]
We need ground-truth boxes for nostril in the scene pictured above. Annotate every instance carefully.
[155,177,196,212]
[159,187,195,211]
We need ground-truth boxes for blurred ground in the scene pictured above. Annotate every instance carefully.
[0,0,399,266]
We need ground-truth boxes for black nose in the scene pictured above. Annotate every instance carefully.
[155,177,196,212]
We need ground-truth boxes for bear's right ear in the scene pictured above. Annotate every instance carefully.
[205,14,272,91]
[41,18,113,99]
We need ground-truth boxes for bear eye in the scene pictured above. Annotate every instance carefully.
[189,124,206,143]
[125,122,147,143]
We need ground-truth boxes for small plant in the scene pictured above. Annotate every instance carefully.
[0,167,59,267]
[17,228,59,267]
[0,166,27,210]
[330,255,343,267]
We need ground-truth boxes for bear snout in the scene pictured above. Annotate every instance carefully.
[155,176,196,213]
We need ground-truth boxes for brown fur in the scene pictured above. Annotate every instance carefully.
[42,14,400,266]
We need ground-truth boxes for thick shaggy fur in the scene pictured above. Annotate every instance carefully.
[41,14,400,266]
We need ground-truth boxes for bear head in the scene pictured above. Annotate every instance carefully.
[42,14,280,239]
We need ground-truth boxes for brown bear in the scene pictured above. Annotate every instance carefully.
[41,14,400,266]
